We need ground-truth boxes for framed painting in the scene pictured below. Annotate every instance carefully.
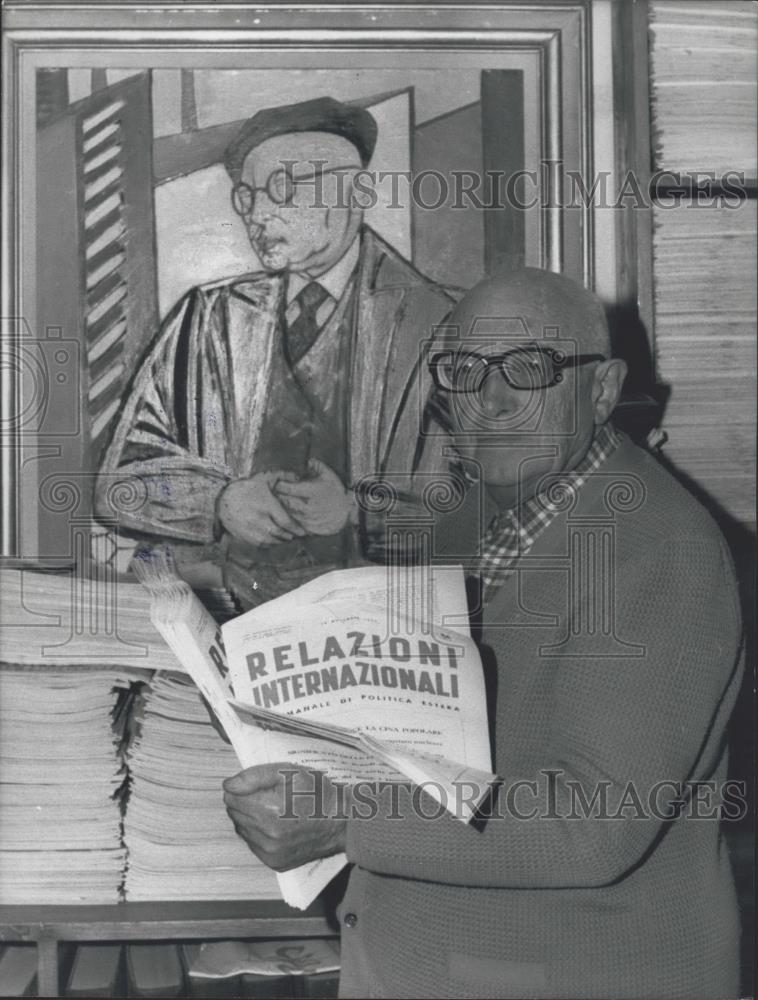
[1,1,649,580]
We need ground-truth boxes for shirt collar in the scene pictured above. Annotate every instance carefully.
[486,423,622,536]
[286,236,361,304]
[553,422,620,487]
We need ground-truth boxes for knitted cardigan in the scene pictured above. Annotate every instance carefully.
[338,435,744,999]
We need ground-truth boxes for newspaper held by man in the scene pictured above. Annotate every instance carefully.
[134,551,496,910]
[222,575,495,812]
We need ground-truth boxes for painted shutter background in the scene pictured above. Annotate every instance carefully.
[34,72,158,558]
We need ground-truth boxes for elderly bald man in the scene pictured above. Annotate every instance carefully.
[222,270,744,999]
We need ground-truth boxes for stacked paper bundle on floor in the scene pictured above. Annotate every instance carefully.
[123,670,279,901]
[649,0,756,174]
[0,566,178,671]
[653,201,757,524]
[0,666,135,904]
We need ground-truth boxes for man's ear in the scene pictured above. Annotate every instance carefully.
[592,358,628,425]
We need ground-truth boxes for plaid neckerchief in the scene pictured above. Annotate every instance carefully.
[478,423,622,604]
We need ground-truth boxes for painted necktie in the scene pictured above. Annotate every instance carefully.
[285,281,331,365]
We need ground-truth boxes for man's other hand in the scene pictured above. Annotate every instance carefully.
[218,472,307,546]
[275,459,356,536]
[223,763,347,872]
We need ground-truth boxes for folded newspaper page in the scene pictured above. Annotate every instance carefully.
[132,552,265,768]
[135,552,495,910]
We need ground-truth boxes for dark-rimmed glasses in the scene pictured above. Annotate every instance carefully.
[429,346,606,393]
[231,164,358,217]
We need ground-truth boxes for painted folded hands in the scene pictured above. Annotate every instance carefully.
[217,458,357,547]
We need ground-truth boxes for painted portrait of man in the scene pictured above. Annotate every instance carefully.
[94,94,457,607]
[72,71,536,607]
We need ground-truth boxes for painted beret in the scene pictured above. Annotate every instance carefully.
[224,96,378,179]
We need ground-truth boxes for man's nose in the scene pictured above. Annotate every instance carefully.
[251,194,275,227]
[245,215,264,240]
[478,369,521,418]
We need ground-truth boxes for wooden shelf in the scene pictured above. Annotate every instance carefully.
[0,900,337,996]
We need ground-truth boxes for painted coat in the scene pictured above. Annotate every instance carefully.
[95,228,456,574]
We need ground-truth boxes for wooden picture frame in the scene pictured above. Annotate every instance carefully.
[1,0,649,560]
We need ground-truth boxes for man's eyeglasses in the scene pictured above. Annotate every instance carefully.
[429,346,606,393]
[231,164,357,218]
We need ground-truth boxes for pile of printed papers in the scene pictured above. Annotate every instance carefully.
[0,566,177,670]
[0,667,133,904]
[123,670,279,901]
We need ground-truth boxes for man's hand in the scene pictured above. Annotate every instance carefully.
[223,763,347,872]
[275,459,356,536]
[218,471,306,546]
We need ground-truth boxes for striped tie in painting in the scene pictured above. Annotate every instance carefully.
[81,98,128,453]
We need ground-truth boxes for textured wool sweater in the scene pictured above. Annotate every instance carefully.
[338,434,744,999]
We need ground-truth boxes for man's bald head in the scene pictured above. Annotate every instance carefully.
[448,268,611,357]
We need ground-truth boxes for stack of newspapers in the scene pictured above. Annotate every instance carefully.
[649,1,755,176]
[134,550,496,910]
[0,666,133,904]
[0,564,176,905]
[0,565,177,671]
[123,669,280,901]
